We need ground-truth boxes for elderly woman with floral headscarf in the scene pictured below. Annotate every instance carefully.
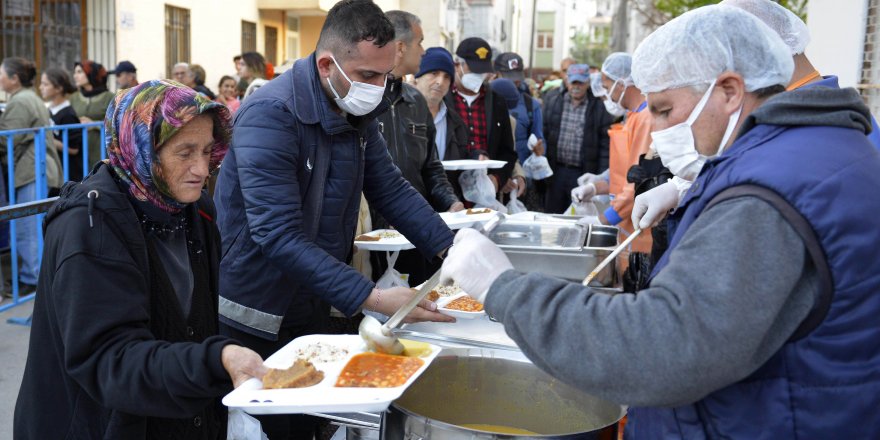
[14,80,267,440]
[71,60,116,171]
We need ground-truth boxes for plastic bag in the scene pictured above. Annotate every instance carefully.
[375,251,409,290]
[522,153,554,180]
[564,199,601,225]
[459,169,507,212]
[506,189,527,214]
[228,409,268,440]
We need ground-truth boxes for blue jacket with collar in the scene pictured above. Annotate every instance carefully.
[214,53,454,340]
[626,86,880,439]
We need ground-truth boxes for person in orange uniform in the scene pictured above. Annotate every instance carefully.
[572,52,653,256]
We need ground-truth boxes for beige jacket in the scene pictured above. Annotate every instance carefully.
[0,88,62,189]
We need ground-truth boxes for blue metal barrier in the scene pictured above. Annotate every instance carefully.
[0,122,104,324]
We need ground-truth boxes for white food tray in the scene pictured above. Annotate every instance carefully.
[353,229,415,251]
[441,159,507,170]
[436,292,485,320]
[222,334,441,415]
[439,211,478,229]
[438,209,501,228]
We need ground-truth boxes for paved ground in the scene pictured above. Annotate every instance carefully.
[0,298,33,440]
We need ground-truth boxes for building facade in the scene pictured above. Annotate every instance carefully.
[0,0,457,100]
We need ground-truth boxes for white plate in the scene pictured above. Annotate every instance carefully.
[439,212,477,230]
[222,334,441,415]
[436,292,486,320]
[441,159,507,170]
[449,209,500,225]
[353,229,415,251]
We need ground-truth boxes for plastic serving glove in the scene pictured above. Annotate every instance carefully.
[631,180,681,230]
[440,228,513,303]
[577,172,600,186]
[571,183,597,203]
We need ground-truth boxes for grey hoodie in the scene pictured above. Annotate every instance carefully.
[485,85,871,407]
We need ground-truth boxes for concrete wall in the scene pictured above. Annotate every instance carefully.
[299,16,325,57]
[116,0,261,95]
[806,0,868,88]
[400,0,450,48]
[259,9,286,66]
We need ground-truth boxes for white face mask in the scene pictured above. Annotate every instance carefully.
[590,72,606,98]
[459,66,486,93]
[602,80,627,117]
[650,79,742,180]
[327,55,387,116]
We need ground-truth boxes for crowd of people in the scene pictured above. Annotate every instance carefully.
[3,0,879,439]
[0,47,278,298]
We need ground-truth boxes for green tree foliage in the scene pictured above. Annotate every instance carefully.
[653,0,808,21]
[569,28,612,69]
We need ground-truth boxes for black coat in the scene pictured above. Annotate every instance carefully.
[50,104,84,182]
[444,86,517,185]
[14,163,233,440]
[543,89,614,174]
[374,80,459,223]
[439,104,470,202]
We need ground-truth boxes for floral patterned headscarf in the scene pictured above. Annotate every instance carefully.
[104,79,231,214]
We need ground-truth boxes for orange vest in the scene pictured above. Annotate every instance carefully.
[608,106,654,258]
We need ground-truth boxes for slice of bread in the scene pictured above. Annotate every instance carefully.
[355,234,382,242]
[262,359,324,389]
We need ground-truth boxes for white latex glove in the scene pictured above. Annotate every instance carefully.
[576,169,609,186]
[571,183,597,203]
[631,180,682,230]
[440,228,514,303]
[577,172,599,186]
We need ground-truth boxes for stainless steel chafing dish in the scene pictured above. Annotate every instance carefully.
[487,215,620,288]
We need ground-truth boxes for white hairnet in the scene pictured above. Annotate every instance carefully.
[601,52,633,85]
[721,0,810,55]
[631,5,794,94]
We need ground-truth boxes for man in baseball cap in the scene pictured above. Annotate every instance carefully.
[455,37,494,74]
[540,62,614,213]
[445,37,519,200]
[494,52,525,83]
[109,60,138,90]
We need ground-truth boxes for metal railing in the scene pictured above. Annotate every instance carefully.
[0,121,105,324]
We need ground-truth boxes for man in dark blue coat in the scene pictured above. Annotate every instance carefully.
[213,1,454,437]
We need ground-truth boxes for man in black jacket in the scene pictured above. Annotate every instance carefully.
[371,11,463,285]
[444,37,517,194]
[543,63,614,213]
[413,47,470,202]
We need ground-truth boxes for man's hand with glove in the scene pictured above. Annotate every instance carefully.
[577,172,600,186]
[631,179,683,230]
[439,228,514,303]
[571,183,597,203]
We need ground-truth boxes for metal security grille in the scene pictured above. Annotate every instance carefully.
[861,0,880,115]
[165,5,190,79]
[265,25,277,66]
[241,20,256,54]
[0,0,86,71]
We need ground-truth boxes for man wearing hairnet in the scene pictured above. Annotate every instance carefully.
[572,52,654,256]
[440,5,880,438]
[633,0,880,232]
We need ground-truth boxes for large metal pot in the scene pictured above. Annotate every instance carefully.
[382,348,625,439]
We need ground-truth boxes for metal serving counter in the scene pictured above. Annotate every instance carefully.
[318,213,625,439]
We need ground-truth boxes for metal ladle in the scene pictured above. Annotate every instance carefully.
[359,212,506,354]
